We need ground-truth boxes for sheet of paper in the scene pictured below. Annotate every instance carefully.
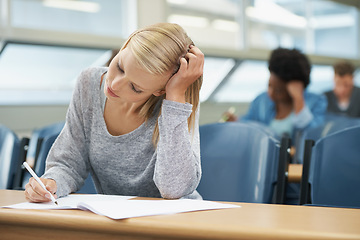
[3,194,135,210]
[3,195,240,220]
[78,199,240,219]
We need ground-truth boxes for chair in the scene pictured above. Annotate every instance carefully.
[294,115,360,163]
[300,125,360,208]
[19,122,65,189]
[0,125,20,189]
[34,133,96,194]
[196,122,283,203]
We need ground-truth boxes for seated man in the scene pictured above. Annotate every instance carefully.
[324,61,360,118]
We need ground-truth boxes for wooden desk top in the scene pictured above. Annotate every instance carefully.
[1,190,360,240]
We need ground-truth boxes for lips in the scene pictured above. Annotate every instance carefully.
[107,86,120,98]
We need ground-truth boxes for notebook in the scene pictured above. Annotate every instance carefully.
[3,194,240,219]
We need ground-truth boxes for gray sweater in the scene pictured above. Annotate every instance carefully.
[42,67,202,199]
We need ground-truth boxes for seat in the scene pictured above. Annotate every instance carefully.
[0,125,20,189]
[196,122,282,203]
[34,133,96,194]
[294,115,360,163]
[300,125,360,208]
[19,122,65,189]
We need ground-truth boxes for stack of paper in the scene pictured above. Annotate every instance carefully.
[3,194,240,219]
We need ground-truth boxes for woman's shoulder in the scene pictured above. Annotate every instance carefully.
[76,66,108,91]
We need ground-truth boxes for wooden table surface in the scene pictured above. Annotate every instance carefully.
[1,190,360,240]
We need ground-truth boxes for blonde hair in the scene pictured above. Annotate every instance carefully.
[120,23,202,146]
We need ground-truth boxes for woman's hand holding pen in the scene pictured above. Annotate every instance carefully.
[165,45,204,103]
[25,177,57,203]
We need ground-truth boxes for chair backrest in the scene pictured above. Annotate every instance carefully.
[295,115,360,163]
[33,133,96,194]
[197,122,280,203]
[0,125,20,189]
[21,122,65,188]
[25,122,65,167]
[305,125,360,208]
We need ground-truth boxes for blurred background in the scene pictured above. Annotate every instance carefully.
[0,0,359,137]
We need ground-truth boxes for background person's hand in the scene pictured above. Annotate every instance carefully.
[165,45,204,103]
[24,177,57,203]
[286,81,304,100]
[286,81,305,113]
[220,107,237,122]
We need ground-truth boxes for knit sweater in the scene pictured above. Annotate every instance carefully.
[42,67,202,199]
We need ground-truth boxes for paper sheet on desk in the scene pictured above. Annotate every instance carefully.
[3,194,135,210]
[77,199,241,219]
[3,195,240,220]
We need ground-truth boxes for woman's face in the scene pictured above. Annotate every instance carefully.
[105,47,172,104]
[267,73,292,104]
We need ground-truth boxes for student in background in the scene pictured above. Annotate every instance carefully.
[224,48,327,141]
[24,23,204,202]
[324,61,360,118]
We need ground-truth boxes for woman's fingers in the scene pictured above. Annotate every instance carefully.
[24,177,57,203]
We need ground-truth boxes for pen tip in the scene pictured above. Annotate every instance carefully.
[55,201,58,205]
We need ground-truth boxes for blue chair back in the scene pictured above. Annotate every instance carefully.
[308,125,360,208]
[34,133,96,194]
[197,122,280,203]
[0,125,20,189]
[295,115,360,163]
[21,122,65,188]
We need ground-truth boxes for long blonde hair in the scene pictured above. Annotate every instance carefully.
[120,23,202,146]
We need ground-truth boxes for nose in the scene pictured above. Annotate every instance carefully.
[111,75,126,91]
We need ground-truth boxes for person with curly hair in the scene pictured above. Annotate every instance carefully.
[324,61,360,117]
[225,47,327,141]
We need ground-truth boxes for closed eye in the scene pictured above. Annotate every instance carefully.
[131,83,143,94]
[117,63,124,73]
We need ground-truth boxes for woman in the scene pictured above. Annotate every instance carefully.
[226,48,327,140]
[25,23,204,202]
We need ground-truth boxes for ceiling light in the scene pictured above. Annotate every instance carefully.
[43,0,100,13]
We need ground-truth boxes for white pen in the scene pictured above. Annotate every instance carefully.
[23,162,58,205]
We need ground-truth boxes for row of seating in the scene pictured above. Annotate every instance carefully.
[197,119,360,208]
[1,117,359,208]
[0,122,96,193]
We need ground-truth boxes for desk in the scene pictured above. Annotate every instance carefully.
[288,163,303,183]
[1,190,360,240]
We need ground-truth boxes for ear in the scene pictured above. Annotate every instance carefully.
[152,89,166,97]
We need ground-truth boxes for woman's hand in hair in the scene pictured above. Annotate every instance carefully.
[165,45,204,103]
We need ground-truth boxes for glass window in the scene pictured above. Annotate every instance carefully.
[311,1,358,58]
[11,0,135,37]
[246,0,359,58]
[307,64,334,94]
[201,57,235,102]
[166,0,242,49]
[211,60,269,102]
[0,42,111,105]
[246,0,306,50]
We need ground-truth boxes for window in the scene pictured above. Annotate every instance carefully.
[211,60,269,102]
[201,57,235,102]
[10,0,135,37]
[0,42,111,105]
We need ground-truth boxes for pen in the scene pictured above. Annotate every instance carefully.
[23,162,58,205]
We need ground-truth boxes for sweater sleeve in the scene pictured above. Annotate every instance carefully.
[154,99,201,199]
[42,70,91,197]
